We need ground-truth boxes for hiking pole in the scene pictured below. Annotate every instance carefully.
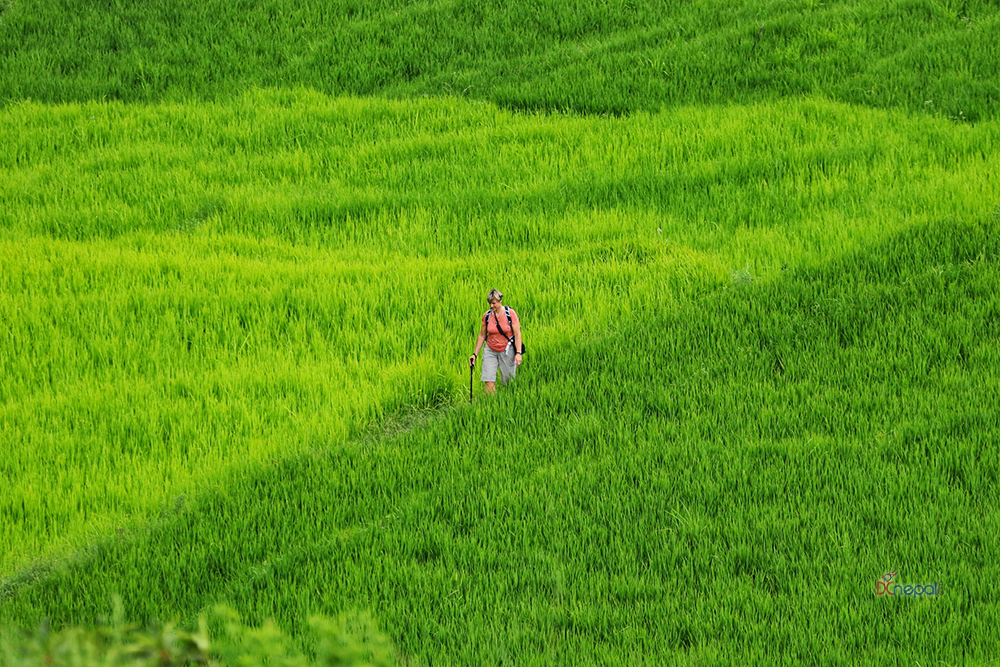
[469,356,474,403]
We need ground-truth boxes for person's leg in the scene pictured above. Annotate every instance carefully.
[481,349,500,395]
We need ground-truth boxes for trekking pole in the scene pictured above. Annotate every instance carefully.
[469,357,474,403]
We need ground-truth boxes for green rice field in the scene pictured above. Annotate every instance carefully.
[2,0,999,664]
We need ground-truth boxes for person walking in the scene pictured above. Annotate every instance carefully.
[469,289,523,396]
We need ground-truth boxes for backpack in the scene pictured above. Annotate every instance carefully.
[485,306,526,354]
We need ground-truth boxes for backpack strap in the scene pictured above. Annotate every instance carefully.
[505,306,523,354]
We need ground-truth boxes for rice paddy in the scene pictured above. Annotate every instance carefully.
[2,0,999,664]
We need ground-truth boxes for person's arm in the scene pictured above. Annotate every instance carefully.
[513,319,523,365]
[470,318,487,366]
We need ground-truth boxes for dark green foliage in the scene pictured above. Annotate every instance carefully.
[0,605,397,666]
[1,0,998,119]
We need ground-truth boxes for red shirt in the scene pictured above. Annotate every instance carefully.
[483,308,520,352]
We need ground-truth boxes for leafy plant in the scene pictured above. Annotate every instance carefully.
[0,606,396,667]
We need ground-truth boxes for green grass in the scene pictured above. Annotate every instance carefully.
[1,0,998,120]
[3,220,999,662]
[2,91,999,663]
[3,0,1000,663]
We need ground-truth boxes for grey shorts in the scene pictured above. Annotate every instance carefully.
[482,345,517,384]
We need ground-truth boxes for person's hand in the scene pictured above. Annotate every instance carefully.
[469,354,477,368]
[515,353,522,367]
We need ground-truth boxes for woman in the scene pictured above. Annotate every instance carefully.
[469,289,523,395]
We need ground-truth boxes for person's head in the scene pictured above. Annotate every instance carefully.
[487,289,503,307]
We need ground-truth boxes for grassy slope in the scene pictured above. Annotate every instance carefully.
[2,91,996,571]
[3,218,999,663]
[2,0,1000,663]
[0,0,998,119]
[2,93,1000,663]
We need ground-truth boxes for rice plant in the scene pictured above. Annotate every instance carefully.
[1,90,998,663]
